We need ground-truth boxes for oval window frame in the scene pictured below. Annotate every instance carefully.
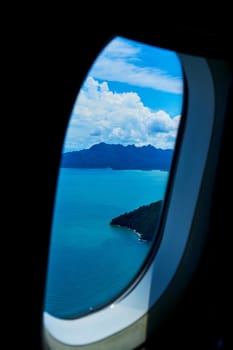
[42,49,231,350]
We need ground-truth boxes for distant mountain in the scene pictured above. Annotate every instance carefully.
[110,200,163,241]
[61,142,173,170]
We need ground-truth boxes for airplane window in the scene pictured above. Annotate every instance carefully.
[43,36,184,320]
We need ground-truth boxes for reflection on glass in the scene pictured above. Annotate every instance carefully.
[44,36,184,319]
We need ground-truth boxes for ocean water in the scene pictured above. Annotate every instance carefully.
[44,168,169,319]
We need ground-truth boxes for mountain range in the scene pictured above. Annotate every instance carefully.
[61,142,173,170]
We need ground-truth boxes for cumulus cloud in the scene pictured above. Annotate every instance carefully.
[63,77,181,152]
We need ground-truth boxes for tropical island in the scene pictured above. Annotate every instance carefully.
[61,142,168,241]
[110,200,163,241]
[61,142,173,171]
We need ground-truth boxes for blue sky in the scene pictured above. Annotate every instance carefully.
[63,36,184,152]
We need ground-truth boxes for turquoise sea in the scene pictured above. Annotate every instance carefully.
[44,168,169,319]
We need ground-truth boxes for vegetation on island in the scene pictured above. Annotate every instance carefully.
[61,142,173,171]
[110,200,163,241]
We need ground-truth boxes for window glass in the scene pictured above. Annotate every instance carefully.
[44,36,184,319]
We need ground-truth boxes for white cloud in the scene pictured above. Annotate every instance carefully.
[101,38,140,59]
[63,77,181,152]
[89,38,183,94]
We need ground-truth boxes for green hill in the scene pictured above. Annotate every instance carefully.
[61,143,173,171]
[110,200,163,241]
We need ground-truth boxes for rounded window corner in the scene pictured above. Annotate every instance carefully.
[42,38,228,350]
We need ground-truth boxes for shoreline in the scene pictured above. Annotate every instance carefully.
[113,224,148,242]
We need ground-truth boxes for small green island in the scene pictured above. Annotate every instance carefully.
[110,200,163,241]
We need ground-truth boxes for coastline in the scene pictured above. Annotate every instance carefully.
[113,224,148,242]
